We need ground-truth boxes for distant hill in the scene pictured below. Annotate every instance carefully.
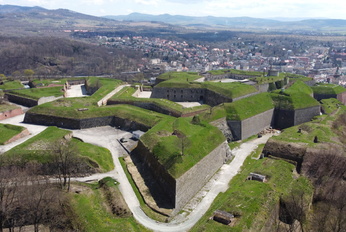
[0,5,172,37]
[106,13,346,33]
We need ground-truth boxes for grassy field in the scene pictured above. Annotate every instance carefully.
[141,117,225,178]
[0,80,24,90]
[191,149,313,232]
[70,178,150,232]
[9,86,63,100]
[208,69,263,77]
[225,93,274,120]
[3,126,114,172]
[0,123,26,145]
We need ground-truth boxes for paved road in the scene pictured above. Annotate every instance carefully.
[72,127,273,232]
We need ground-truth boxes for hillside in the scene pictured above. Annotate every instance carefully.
[107,13,346,33]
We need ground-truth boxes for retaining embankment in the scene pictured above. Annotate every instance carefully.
[24,111,151,131]
[0,107,24,120]
[5,93,38,107]
[3,128,30,145]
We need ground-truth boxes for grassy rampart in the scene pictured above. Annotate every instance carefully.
[140,117,225,178]
[312,83,346,95]
[8,86,63,100]
[225,93,274,120]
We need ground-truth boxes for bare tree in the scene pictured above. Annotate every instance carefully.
[52,139,78,191]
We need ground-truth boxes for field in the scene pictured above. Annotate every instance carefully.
[9,86,63,100]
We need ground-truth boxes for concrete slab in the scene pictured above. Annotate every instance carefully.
[176,102,202,108]
[65,84,89,98]
[137,91,152,98]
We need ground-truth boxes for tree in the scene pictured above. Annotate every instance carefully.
[52,139,78,191]
[23,69,35,81]
[0,74,6,82]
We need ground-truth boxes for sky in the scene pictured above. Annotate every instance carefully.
[0,0,345,19]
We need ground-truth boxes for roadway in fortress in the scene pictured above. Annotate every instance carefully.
[0,111,274,231]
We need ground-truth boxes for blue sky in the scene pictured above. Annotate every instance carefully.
[0,0,345,19]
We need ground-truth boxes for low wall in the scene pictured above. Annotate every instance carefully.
[5,93,38,107]
[175,141,231,213]
[294,105,321,125]
[0,107,24,120]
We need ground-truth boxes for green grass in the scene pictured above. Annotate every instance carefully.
[70,180,150,232]
[198,105,227,122]
[208,69,263,77]
[271,121,340,147]
[312,83,346,95]
[320,98,344,114]
[0,123,26,145]
[201,82,257,99]
[3,127,114,172]
[0,80,23,90]
[225,93,274,120]
[286,80,313,96]
[191,154,313,232]
[0,103,19,113]
[9,86,63,100]
[271,90,320,110]
[87,77,123,101]
[141,117,225,178]
[31,78,68,87]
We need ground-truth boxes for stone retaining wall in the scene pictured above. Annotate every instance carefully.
[228,108,274,140]
[5,93,38,107]
[23,111,151,131]
[175,141,231,213]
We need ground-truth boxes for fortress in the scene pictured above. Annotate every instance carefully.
[14,70,346,214]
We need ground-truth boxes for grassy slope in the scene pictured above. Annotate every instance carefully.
[3,126,114,172]
[271,81,320,110]
[191,151,313,232]
[141,117,225,178]
[70,179,150,232]
[225,93,274,120]
[202,82,257,99]
[0,80,24,90]
[0,123,26,145]
[9,86,63,100]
